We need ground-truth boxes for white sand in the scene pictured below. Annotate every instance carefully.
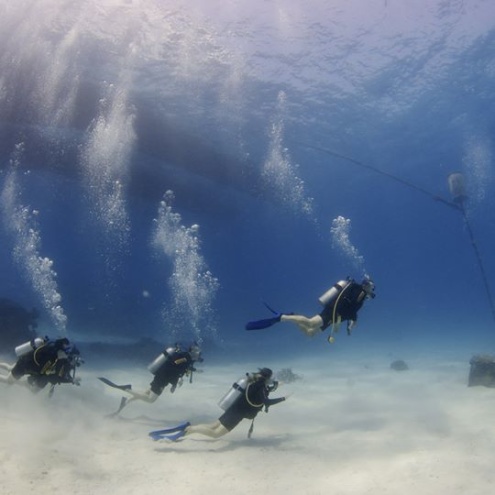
[1,348,495,495]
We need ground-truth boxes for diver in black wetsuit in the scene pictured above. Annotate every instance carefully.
[246,277,375,344]
[100,342,203,415]
[0,337,82,392]
[149,368,287,441]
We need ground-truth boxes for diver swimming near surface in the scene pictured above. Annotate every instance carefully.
[246,276,375,343]
[99,341,203,416]
[149,367,286,442]
[0,336,82,395]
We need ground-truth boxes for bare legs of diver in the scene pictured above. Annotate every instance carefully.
[125,388,159,404]
[185,421,229,439]
[0,362,16,384]
[280,314,324,337]
[0,362,14,372]
[111,388,160,416]
[0,362,37,390]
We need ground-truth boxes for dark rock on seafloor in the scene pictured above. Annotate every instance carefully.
[390,359,409,371]
[468,354,495,387]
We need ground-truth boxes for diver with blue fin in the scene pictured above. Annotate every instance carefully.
[149,367,286,441]
[246,276,375,343]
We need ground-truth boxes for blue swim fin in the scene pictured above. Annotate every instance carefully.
[160,430,187,442]
[245,316,281,330]
[245,301,283,330]
[149,421,190,441]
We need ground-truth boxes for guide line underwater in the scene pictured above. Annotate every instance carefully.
[447,173,495,323]
[303,143,459,209]
[303,143,495,325]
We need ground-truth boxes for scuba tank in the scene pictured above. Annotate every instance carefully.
[147,346,176,375]
[318,279,351,306]
[15,337,45,357]
[218,374,251,411]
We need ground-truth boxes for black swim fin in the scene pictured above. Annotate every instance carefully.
[106,397,128,418]
[98,376,132,391]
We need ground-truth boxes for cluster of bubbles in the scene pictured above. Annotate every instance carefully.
[81,81,136,250]
[330,216,366,276]
[262,91,314,219]
[152,190,219,342]
[0,145,68,334]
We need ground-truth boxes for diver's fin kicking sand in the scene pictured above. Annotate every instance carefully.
[105,397,129,418]
[149,421,190,441]
[159,430,186,442]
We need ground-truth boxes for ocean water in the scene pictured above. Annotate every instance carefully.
[1,0,495,360]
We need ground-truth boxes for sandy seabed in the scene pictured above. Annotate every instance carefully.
[1,345,495,495]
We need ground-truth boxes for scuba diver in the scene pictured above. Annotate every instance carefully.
[246,276,376,344]
[149,367,287,442]
[0,337,83,394]
[99,341,203,416]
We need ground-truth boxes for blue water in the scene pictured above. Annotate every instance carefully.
[1,0,494,358]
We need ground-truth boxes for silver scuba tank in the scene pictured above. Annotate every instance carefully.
[15,337,45,357]
[318,280,350,306]
[218,374,251,411]
[147,346,175,375]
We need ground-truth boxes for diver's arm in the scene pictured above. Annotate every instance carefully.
[53,359,75,383]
